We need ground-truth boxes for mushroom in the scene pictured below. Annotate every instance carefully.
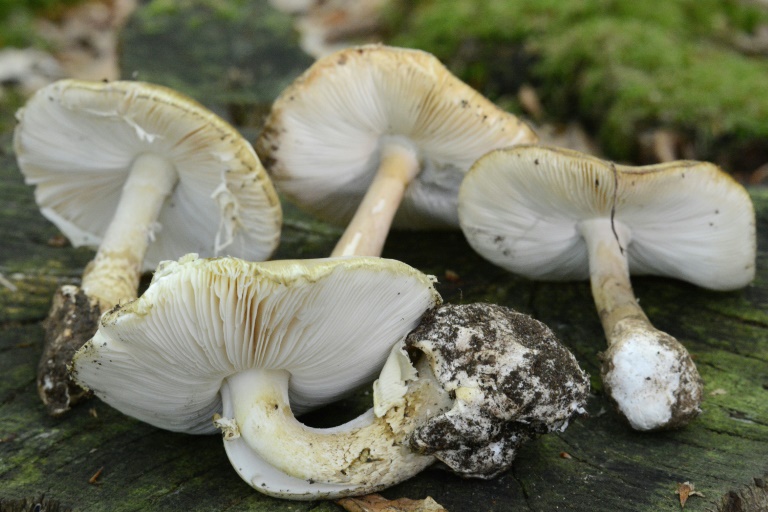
[256,44,538,258]
[458,145,756,431]
[72,254,447,499]
[71,254,589,498]
[14,78,282,415]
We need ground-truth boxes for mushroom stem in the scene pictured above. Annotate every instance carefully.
[331,142,420,257]
[578,218,648,339]
[220,360,451,498]
[81,153,177,308]
[578,217,703,431]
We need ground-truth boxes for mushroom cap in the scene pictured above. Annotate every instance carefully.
[257,44,538,230]
[404,303,589,478]
[14,79,282,269]
[459,145,756,290]
[71,254,441,434]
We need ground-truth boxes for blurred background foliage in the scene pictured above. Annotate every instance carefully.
[121,0,312,117]
[0,0,86,47]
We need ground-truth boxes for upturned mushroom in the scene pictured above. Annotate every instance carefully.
[71,254,589,499]
[458,145,756,431]
[71,254,444,498]
[14,79,282,415]
[256,44,537,257]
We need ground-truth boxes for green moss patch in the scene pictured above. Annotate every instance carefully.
[389,0,768,165]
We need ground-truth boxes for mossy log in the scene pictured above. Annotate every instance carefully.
[1,130,767,510]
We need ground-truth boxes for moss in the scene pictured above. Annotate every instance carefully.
[389,0,768,164]
[537,19,768,157]
[0,272,65,323]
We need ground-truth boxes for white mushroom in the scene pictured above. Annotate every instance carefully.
[458,145,756,431]
[71,254,589,498]
[14,79,282,415]
[256,44,537,257]
[71,254,448,499]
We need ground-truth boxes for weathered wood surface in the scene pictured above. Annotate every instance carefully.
[1,3,768,511]
[2,137,768,512]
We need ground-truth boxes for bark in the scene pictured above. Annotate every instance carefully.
[37,285,101,417]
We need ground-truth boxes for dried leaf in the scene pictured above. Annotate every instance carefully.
[676,481,704,509]
[35,0,138,81]
[444,269,460,282]
[88,466,104,485]
[518,84,543,121]
[535,122,602,156]
[336,493,447,512]
[47,234,69,247]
